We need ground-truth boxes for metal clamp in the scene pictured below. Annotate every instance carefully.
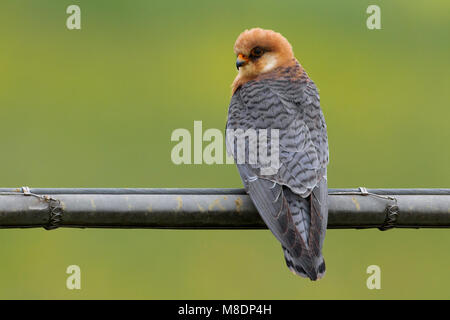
[19,186,62,230]
[42,197,62,230]
[379,204,399,231]
[359,187,369,195]
[329,186,399,231]
[358,186,399,231]
[22,186,31,195]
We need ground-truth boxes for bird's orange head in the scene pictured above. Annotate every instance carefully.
[232,28,297,93]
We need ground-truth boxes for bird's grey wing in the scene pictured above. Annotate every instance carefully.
[226,76,329,280]
[263,75,329,196]
[237,163,326,279]
[228,76,329,196]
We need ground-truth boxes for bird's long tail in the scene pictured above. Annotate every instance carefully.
[236,164,328,281]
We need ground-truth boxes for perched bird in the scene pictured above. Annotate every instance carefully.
[226,28,329,280]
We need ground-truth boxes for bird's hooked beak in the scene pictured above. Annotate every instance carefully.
[236,53,249,70]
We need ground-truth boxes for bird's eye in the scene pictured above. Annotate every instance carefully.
[250,47,264,57]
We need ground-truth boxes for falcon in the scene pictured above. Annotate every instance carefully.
[226,28,329,280]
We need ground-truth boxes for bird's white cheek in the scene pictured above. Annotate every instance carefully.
[261,55,278,73]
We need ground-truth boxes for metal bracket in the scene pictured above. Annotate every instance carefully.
[22,186,31,195]
[329,186,399,231]
[43,197,63,230]
[13,186,63,230]
[379,204,399,231]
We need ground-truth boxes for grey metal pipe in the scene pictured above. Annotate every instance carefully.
[0,188,448,230]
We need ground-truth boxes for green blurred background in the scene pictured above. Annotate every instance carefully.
[0,0,449,299]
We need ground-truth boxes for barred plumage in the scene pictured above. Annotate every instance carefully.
[226,57,329,280]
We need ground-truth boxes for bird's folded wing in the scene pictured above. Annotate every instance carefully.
[226,78,328,197]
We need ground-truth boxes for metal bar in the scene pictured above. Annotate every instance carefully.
[0,188,448,230]
[0,188,449,195]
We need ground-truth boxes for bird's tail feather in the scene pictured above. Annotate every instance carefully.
[282,246,326,280]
